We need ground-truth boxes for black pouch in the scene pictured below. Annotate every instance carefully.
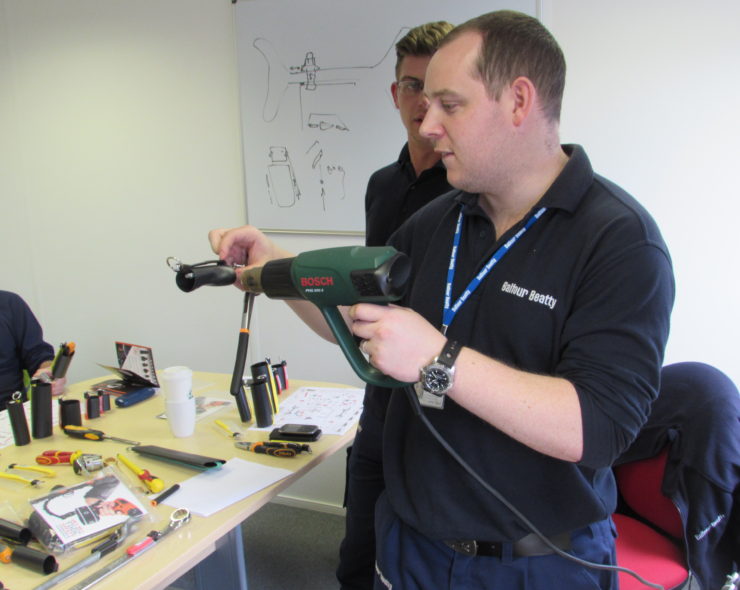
[132,445,225,470]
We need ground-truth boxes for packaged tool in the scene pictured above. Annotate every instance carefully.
[26,469,149,553]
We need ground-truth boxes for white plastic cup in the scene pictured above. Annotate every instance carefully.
[160,366,195,437]
[165,398,196,438]
[160,366,193,402]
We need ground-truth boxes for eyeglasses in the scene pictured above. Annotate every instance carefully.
[396,79,424,96]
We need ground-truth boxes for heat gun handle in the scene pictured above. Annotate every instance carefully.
[320,306,410,389]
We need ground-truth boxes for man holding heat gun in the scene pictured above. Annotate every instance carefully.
[209,10,674,590]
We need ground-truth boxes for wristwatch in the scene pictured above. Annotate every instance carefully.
[420,340,462,396]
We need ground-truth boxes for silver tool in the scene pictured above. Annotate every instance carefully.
[68,508,191,590]
[33,520,134,590]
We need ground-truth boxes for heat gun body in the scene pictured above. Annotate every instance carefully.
[241,246,412,388]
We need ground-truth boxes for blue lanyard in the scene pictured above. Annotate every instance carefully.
[442,206,547,334]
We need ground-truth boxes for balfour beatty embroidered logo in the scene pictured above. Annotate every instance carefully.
[694,513,725,541]
[300,276,334,287]
[501,281,558,310]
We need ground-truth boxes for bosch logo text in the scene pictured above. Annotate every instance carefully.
[301,276,334,287]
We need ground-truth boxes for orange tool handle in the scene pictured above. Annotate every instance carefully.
[63,425,105,441]
[0,543,12,563]
[253,443,295,458]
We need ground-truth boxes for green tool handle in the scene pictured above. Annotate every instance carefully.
[320,307,410,389]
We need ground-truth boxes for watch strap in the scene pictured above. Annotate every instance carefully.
[437,339,462,369]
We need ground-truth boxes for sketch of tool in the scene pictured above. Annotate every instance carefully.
[266,146,300,207]
[306,141,327,211]
[253,28,408,123]
[308,113,349,132]
[326,164,346,200]
[305,141,347,210]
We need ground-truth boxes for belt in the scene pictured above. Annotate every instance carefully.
[444,531,571,558]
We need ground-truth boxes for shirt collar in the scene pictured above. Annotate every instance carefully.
[453,144,594,216]
[397,143,448,176]
[538,144,594,214]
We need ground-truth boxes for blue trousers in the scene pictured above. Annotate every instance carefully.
[374,492,618,590]
[337,410,386,589]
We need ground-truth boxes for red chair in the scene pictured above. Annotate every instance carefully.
[613,446,690,590]
[613,362,740,589]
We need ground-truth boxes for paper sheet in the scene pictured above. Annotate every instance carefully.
[162,457,292,517]
[251,386,364,435]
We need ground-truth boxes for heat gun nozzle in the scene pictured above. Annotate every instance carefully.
[174,262,236,292]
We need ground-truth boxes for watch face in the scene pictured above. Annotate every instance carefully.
[423,365,451,395]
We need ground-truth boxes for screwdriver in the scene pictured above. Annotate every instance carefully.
[234,441,296,458]
[261,441,312,454]
[116,453,165,494]
[63,425,140,446]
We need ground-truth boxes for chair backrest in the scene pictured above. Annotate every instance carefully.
[614,446,683,539]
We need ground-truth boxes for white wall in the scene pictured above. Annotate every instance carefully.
[546,0,740,383]
[1,1,738,509]
[0,0,248,378]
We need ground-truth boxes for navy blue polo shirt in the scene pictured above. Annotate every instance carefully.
[363,143,451,420]
[0,291,55,409]
[382,145,675,541]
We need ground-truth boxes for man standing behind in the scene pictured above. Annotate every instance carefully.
[363,21,454,247]
[338,21,454,590]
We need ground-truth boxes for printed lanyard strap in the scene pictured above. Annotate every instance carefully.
[442,206,547,334]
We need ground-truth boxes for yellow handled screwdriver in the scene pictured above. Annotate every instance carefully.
[215,419,241,439]
[116,453,165,494]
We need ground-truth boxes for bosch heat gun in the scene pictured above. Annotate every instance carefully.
[168,246,412,388]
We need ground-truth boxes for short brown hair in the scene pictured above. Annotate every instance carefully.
[395,21,455,79]
[443,11,566,122]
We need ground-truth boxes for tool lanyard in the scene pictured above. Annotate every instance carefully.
[442,206,547,334]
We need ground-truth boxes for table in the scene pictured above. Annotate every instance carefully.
[0,373,357,590]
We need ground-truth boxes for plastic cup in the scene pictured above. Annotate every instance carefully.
[165,398,196,438]
[160,366,193,402]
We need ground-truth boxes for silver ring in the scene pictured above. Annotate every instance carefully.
[360,340,369,355]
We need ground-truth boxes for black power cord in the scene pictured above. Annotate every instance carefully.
[402,385,664,590]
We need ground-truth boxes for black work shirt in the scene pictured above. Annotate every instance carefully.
[363,144,451,419]
[364,144,451,248]
[382,145,675,542]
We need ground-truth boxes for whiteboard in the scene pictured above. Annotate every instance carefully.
[235,0,537,233]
